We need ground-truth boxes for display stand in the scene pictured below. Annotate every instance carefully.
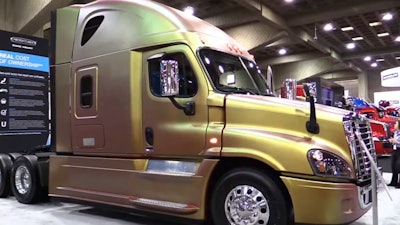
[355,132,392,225]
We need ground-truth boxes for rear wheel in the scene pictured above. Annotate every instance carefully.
[0,154,12,197]
[210,168,290,225]
[11,155,43,204]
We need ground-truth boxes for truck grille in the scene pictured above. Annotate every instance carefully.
[343,113,377,183]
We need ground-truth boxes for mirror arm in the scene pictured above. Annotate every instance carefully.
[306,96,320,134]
[168,96,185,110]
[168,97,195,116]
[302,83,319,134]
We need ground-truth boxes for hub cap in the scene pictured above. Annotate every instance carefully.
[15,166,31,195]
[224,185,270,225]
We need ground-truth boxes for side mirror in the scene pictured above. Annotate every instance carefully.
[282,79,297,100]
[160,60,179,96]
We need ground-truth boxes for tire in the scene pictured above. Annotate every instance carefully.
[210,168,290,225]
[10,155,42,204]
[0,154,12,198]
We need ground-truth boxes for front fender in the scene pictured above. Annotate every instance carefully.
[221,127,353,176]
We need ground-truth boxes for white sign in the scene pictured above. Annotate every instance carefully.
[381,67,400,87]
[374,91,400,106]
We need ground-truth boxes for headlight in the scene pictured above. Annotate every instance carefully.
[307,149,352,178]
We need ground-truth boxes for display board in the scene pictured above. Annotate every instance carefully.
[0,30,49,153]
[381,67,400,87]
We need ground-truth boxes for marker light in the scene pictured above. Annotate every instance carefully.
[209,138,218,144]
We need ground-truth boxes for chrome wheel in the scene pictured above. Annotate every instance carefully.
[14,166,31,195]
[224,185,270,225]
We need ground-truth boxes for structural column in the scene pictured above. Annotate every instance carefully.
[357,72,369,101]
[0,0,8,31]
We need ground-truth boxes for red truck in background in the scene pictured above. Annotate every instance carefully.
[347,97,395,156]
[379,100,400,118]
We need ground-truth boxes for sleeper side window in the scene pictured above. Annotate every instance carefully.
[148,53,198,97]
[80,75,93,108]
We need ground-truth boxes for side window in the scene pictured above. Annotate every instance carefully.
[148,53,198,97]
[81,15,104,46]
[80,75,93,108]
[75,66,98,118]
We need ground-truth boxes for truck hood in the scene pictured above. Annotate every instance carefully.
[217,94,354,174]
[222,94,351,146]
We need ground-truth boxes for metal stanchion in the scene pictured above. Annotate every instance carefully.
[371,164,378,225]
[356,132,392,225]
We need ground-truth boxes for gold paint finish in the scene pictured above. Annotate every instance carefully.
[141,45,209,157]
[53,64,72,153]
[71,51,141,155]
[281,176,370,224]
[222,94,353,175]
[49,155,218,219]
[70,0,252,62]
[54,7,79,64]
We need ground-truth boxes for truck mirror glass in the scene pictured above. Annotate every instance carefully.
[160,60,179,96]
[283,79,297,100]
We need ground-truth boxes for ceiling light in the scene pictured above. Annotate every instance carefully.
[377,32,390,37]
[183,6,194,15]
[371,62,378,67]
[284,0,294,2]
[396,56,400,60]
[341,26,354,31]
[395,36,400,42]
[369,22,382,27]
[352,37,364,41]
[376,58,385,62]
[363,56,372,61]
[278,48,287,55]
[382,12,394,21]
[323,23,334,31]
[346,43,356,49]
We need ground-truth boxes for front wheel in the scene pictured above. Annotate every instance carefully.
[210,168,290,225]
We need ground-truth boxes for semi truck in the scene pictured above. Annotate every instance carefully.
[0,0,377,225]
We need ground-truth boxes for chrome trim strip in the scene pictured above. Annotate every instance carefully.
[130,197,199,214]
[146,160,199,176]
[132,198,188,209]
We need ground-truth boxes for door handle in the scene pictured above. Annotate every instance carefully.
[145,127,154,146]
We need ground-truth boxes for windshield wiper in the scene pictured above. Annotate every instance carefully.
[218,85,258,95]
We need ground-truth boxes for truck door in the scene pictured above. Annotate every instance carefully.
[142,45,208,156]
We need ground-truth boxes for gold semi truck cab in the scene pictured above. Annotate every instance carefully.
[48,1,376,224]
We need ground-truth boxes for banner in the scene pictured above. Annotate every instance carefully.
[0,30,49,153]
[381,67,400,87]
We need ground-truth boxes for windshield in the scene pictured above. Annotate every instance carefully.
[199,49,273,96]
